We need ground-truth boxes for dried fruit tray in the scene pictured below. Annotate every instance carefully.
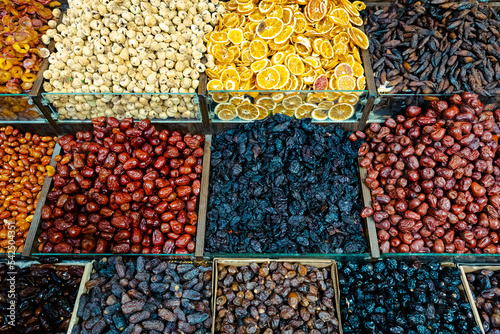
[459,264,500,334]
[25,134,211,258]
[0,131,59,259]
[0,259,92,334]
[67,258,214,334]
[212,258,343,334]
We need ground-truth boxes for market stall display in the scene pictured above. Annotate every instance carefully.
[40,0,218,120]
[338,260,482,334]
[358,93,500,254]
[71,256,212,334]
[206,115,367,255]
[365,0,500,95]
[206,0,370,122]
[0,262,84,333]
[0,126,56,254]
[37,117,204,254]
[214,259,340,334]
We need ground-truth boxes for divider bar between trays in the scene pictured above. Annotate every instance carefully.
[212,258,343,334]
[357,157,380,259]
[196,135,211,258]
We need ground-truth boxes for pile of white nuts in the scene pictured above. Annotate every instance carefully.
[42,0,223,120]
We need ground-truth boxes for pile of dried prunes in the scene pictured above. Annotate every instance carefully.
[72,257,212,334]
[339,260,482,334]
[206,115,367,254]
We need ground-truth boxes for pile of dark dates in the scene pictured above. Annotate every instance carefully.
[466,268,500,333]
[339,259,481,334]
[73,256,212,334]
[215,261,339,334]
[0,263,83,333]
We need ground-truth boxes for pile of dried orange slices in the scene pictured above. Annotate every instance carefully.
[205,0,368,121]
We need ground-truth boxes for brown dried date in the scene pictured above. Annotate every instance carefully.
[38,119,204,254]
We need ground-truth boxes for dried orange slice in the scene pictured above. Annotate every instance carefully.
[317,16,334,33]
[224,79,239,90]
[357,76,366,90]
[229,96,248,106]
[313,74,328,90]
[248,12,266,22]
[268,6,283,19]
[334,63,353,77]
[328,103,354,121]
[207,79,224,91]
[334,32,350,45]
[295,103,315,119]
[318,100,335,109]
[273,64,290,89]
[255,105,269,119]
[251,58,270,73]
[305,0,327,22]
[228,28,244,44]
[282,94,303,110]
[312,38,324,55]
[271,92,285,103]
[349,27,369,50]
[237,104,259,120]
[294,14,307,34]
[341,0,359,17]
[275,26,294,44]
[256,18,284,39]
[237,2,255,15]
[240,68,253,81]
[221,67,240,83]
[303,56,321,69]
[282,7,294,25]
[352,1,366,10]
[306,93,323,104]
[339,93,359,105]
[256,96,276,109]
[256,67,280,89]
[312,108,329,120]
[336,75,356,90]
[212,92,230,103]
[222,13,240,28]
[320,40,334,59]
[210,31,229,44]
[258,1,275,14]
[287,56,305,76]
[272,51,285,65]
[250,39,268,60]
[215,103,238,120]
[349,15,363,26]
[331,8,349,25]
[352,61,364,77]
[285,75,299,90]
[334,42,348,56]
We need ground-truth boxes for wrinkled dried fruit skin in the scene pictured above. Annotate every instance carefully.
[207,115,367,254]
[77,256,212,333]
[366,0,500,95]
[0,263,82,333]
[358,94,500,254]
[339,260,482,334]
[215,261,339,333]
[467,269,500,333]
[39,119,204,254]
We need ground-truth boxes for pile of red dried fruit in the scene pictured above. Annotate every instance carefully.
[38,117,204,254]
[358,93,500,254]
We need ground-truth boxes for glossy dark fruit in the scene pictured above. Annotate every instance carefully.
[76,257,212,333]
[206,114,367,254]
[215,261,339,333]
[339,260,482,334]
[0,263,83,333]
[467,269,500,332]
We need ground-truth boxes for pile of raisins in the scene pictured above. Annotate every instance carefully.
[215,261,339,333]
[73,257,212,334]
[339,259,482,334]
[0,263,83,334]
[206,114,367,254]
[467,268,500,333]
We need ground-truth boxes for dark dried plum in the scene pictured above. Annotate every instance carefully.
[339,260,482,334]
[206,115,367,254]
